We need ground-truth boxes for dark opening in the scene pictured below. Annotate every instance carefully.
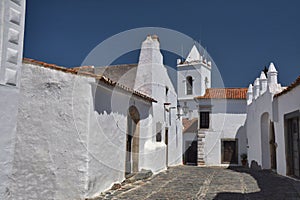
[221,139,238,164]
[200,112,210,129]
[186,76,193,95]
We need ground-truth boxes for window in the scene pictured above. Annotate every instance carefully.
[200,112,210,129]
[186,76,193,95]
[165,86,169,102]
[156,132,162,142]
[156,122,162,142]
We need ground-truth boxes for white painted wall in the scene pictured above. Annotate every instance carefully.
[245,64,283,170]
[246,91,274,168]
[0,85,19,199]
[8,63,94,200]
[273,84,300,176]
[87,82,153,197]
[8,63,168,199]
[134,35,182,170]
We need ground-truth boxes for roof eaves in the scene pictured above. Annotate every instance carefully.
[23,58,157,103]
[274,75,300,98]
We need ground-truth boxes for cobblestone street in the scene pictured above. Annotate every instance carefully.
[96,165,300,200]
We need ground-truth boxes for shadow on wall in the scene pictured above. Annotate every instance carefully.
[213,167,300,199]
[92,82,150,121]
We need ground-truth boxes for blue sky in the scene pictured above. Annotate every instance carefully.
[23,0,300,87]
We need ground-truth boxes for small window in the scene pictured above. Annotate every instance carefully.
[165,86,169,96]
[186,76,193,95]
[156,122,162,142]
[156,132,162,142]
[200,112,210,129]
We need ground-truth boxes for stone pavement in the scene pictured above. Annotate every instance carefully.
[93,165,300,200]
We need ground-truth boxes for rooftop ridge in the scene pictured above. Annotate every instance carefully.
[22,58,156,103]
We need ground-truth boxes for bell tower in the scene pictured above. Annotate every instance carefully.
[177,45,212,118]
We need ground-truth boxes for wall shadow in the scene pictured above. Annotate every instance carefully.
[213,166,300,200]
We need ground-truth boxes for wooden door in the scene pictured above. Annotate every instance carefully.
[165,128,168,167]
[222,140,238,164]
[291,118,300,177]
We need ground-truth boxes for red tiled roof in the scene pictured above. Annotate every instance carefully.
[182,118,198,133]
[195,88,248,99]
[23,58,157,103]
[274,76,300,98]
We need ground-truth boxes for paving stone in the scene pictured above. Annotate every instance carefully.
[90,165,300,200]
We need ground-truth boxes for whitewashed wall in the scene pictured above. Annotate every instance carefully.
[8,63,94,200]
[134,35,182,170]
[87,82,153,197]
[246,91,274,169]
[273,84,300,176]
[245,64,283,170]
[0,85,19,199]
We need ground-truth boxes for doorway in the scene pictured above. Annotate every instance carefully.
[184,141,197,165]
[165,128,168,167]
[125,106,140,175]
[285,114,299,178]
[270,122,277,170]
[221,139,238,164]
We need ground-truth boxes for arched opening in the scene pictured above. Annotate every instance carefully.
[261,112,271,169]
[125,106,140,175]
[186,76,193,95]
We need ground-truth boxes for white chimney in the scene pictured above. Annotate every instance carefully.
[247,84,253,105]
[253,78,260,99]
[259,71,267,95]
[267,62,278,85]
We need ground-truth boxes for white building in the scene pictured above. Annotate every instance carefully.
[246,62,300,178]
[178,46,248,166]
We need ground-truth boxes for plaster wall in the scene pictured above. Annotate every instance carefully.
[0,85,19,199]
[273,84,300,176]
[87,82,153,197]
[134,36,182,170]
[8,63,94,200]
[246,91,273,169]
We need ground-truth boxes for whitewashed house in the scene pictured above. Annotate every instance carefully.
[178,45,248,166]
[246,62,300,178]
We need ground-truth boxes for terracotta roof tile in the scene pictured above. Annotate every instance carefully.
[274,75,300,98]
[195,88,248,99]
[22,58,157,103]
